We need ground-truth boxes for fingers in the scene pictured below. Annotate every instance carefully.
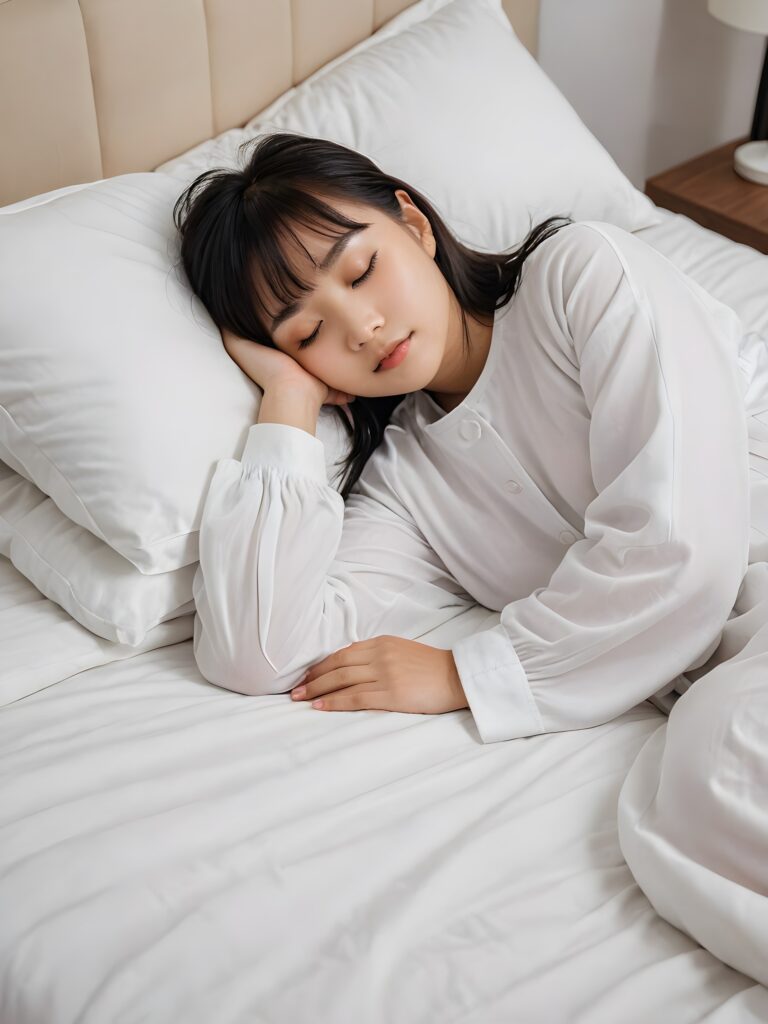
[296,683,384,712]
[291,665,371,702]
[303,640,374,682]
[324,393,356,406]
[321,385,357,405]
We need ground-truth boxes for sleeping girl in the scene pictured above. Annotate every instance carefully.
[172,129,768,986]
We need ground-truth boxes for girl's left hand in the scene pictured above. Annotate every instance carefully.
[290,636,469,715]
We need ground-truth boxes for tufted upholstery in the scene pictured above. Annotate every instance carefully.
[0,0,539,206]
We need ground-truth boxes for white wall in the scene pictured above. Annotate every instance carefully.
[537,0,766,189]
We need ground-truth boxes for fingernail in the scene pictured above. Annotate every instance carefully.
[292,687,306,699]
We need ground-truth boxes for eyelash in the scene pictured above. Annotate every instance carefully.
[297,251,378,349]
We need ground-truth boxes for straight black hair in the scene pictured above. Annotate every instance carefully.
[173,130,573,500]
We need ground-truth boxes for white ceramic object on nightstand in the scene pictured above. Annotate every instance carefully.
[734,138,768,184]
[709,0,768,187]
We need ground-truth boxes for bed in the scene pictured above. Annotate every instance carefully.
[1,1,768,1021]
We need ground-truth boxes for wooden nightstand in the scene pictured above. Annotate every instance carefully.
[645,136,768,254]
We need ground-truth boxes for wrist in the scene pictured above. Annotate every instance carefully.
[258,385,324,436]
[267,379,324,403]
[446,650,469,709]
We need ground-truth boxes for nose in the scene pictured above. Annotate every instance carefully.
[349,316,383,352]
[339,291,382,349]
[353,328,378,351]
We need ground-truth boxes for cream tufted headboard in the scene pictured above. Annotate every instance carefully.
[0,0,540,207]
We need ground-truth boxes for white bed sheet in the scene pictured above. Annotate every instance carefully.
[634,210,768,338]
[2,206,768,1022]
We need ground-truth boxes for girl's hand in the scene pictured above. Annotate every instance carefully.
[290,636,469,716]
[221,328,356,407]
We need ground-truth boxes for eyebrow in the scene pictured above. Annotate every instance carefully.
[270,225,368,333]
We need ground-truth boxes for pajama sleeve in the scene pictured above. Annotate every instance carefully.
[450,222,752,743]
[192,420,475,696]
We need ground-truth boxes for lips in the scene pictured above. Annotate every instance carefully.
[376,333,411,371]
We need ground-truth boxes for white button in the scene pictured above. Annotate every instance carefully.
[559,530,576,544]
[458,419,482,442]
[505,479,522,493]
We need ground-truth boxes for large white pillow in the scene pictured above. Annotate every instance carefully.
[0,461,195,645]
[0,180,103,215]
[160,0,663,246]
[0,551,194,709]
[156,0,458,184]
[262,0,663,246]
[0,173,353,575]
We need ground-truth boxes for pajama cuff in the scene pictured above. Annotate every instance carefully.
[241,422,328,485]
[451,624,543,743]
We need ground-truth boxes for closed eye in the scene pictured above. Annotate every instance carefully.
[297,251,379,350]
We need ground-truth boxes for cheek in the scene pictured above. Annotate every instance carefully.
[385,251,427,309]
[302,350,340,388]
[388,248,447,347]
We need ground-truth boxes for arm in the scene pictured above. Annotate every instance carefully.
[192,391,475,696]
[255,382,324,436]
[450,222,751,742]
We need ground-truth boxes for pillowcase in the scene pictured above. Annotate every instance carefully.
[160,0,663,248]
[156,0,458,185]
[0,180,103,215]
[0,172,354,578]
[0,461,195,645]
[0,385,349,649]
[0,550,195,709]
[263,0,663,246]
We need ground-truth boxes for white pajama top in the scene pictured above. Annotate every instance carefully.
[192,220,754,743]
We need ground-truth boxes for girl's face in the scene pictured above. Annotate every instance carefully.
[268,190,452,398]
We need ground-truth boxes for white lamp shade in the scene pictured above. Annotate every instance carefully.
[708,0,768,34]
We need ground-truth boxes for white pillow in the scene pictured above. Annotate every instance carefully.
[263,0,662,245]
[0,413,348,644]
[0,551,195,709]
[0,180,105,215]
[0,173,353,575]
[0,461,195,645]
[162,0,663,246]
[156,0,458,184]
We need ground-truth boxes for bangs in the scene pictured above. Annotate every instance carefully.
[242,188,372,339]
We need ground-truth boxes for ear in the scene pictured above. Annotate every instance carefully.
[394,188,436,258]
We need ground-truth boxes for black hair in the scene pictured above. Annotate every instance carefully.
[173,130,573,499]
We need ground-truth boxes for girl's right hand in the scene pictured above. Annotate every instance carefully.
[221,329,355,408]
